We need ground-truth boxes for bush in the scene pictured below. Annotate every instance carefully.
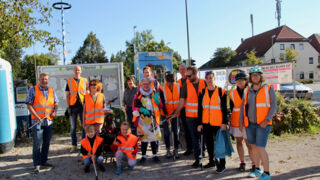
[298,79,314,84]
[53,115,81,134]
[272,92,320,136]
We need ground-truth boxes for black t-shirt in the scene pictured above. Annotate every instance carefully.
[66,77,82,108]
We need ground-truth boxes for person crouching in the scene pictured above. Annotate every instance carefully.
[113,122,139,175]
[80,125,105,173]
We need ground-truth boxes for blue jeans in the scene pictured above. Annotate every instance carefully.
[32,124,53,166]
[84,156,104,167]
[246,123,271,148]
[163,117,179,149]
[70,106,85,146]
[186,118,201,161]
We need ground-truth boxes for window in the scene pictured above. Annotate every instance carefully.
[280,44,285,50]
[290,44,295,49]
[300,72,304,79]
[299,43,304,50]
[309,72,314,79]
[309,57,314,64]
[271,59,275,63]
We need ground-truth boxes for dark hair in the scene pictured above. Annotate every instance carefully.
[205,71,215,79]
[187,66,198,75]
[249,73,265,84]
[143,66,152,72]
[126,75,135,82]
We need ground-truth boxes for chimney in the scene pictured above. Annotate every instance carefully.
[241,38,244,43]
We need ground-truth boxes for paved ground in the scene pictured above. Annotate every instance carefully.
[1,133,320,180]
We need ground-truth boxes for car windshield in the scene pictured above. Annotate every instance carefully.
[281,81,300,86]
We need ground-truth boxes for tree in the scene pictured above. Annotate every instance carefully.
[245,51,263,65]
[280,48,298,62]
[0,0,60,56]
[20,53,57,85]
[205,47,237,68]
[2,41,23,81]
[72,32,108,64]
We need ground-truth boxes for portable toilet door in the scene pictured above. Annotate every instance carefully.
[0,58,17,154]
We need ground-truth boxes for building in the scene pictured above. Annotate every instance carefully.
[234,25,320,81]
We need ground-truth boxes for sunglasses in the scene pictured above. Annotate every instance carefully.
[90,83,97,86]
[187,74,193,78]
[205,70,213,74]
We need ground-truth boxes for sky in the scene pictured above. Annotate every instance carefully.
[26,0,320,67]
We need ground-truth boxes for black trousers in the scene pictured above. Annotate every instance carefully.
[141,141,157,156]
[203,124,225,167]
[180,108,193,151]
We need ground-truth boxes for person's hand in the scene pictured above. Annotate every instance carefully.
[68,108,71,115]
[37,117,43,124]
[92,155,96,160]
[197,125,203,132]
[88,152,91,158]
[239,124,244,132]
[113,139,117,146]
[167,113,176,122]
[220,124,227,131]
[124,105,127,111]
[260,120,268,128]
[51,112,56,118]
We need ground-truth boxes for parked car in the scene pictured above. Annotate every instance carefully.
[279,81,313,99]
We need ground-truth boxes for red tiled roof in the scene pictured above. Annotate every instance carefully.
[235,25,308,61]
[308,34,320,54]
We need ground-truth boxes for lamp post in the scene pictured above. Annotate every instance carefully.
[271,35,276,63]
[185,0,191,65]
[133,25,137,54]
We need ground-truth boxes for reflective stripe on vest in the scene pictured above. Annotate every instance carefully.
[68,77,87,105]
[116,134,139,159]
[230,87,248,127]
[162,83,180,115]
[80,136,104,160]
[202,87,224,126]
[185,79,206,118]
[31,85,55,121]
[84,93,105,124]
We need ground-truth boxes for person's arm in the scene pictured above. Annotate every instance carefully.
[229,97,234,113]
[25,87,42,123]
[82,102,86,129]
[220,91,228,125]
[170,82,187,117]
[95,142,103,156]
[81,144,88,156]
[265,87,277,122]
[65,80,70,107]
[159,89,168,116]
[198,90,204,125]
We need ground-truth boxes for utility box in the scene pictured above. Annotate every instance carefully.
[134,52,173,84]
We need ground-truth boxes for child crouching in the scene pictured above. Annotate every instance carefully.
[80,125,105,173]
[113,122,139,175]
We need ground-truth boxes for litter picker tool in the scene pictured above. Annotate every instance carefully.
[91,155,98,180]
[200,129,204,171]
[27,117,46,131]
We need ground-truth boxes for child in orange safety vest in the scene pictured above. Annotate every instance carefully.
[80,125,105,173]
[112,122,139,175]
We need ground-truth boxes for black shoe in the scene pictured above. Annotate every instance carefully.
[183,149,193,156]
[250,165,256,172]
[191,160,199,168]
[239,163,246,172]
[41,162,54,168]
[84,166,90,173]
[216,166,226,173]
[153,156,160,162]
[139,157,147,164]
[99,164,106,172]
[204,161,215,169]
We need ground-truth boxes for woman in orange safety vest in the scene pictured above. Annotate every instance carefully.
[83,80,107,135]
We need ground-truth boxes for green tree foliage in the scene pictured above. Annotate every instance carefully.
[0,0,60,55]
[280,48,298,62]
[2,41,23,81]
[205,47,237,68]
[245,51,263,65]
[121,30,182,78]
[21,53,57,85]
[71,32,108,64]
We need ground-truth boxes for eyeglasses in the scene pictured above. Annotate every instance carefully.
[90,84,97,86]
[187,74,192,78]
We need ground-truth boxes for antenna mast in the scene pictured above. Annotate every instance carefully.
[276,0,281,27]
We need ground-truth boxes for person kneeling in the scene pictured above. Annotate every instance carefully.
[80,125,105,173]
[113,122,139,175]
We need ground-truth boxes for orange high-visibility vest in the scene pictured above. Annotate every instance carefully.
[67,77,87,105]
[116,134,139,159]
[161,83,180,116]
[243,84,272,127]
[177,78,189,88]
[80,136,104,160]
[202,87,225,126]
[132,91,161,125]
[31,85,55,121]
[84,93,105,124]
[229,87,249,127]
[185,79,206,118]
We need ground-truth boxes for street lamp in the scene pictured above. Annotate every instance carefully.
[133,25,137,54]
[185,0,191,65]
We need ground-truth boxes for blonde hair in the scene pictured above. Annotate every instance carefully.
[85,125,95,133]
[39,72,49,78]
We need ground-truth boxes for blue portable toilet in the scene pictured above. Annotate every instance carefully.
[0,58,16,153]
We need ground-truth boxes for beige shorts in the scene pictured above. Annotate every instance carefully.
[229,126,247,139]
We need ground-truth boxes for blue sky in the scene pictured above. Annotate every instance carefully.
[27,0,320,67]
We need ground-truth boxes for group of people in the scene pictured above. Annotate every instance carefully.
[26,64,276,180]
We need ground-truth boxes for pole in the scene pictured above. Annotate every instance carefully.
[33,45,37,80]
[133,25,137,54]
[185,0,191,65]
[61,3,66,65]
[293,61,296,98]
